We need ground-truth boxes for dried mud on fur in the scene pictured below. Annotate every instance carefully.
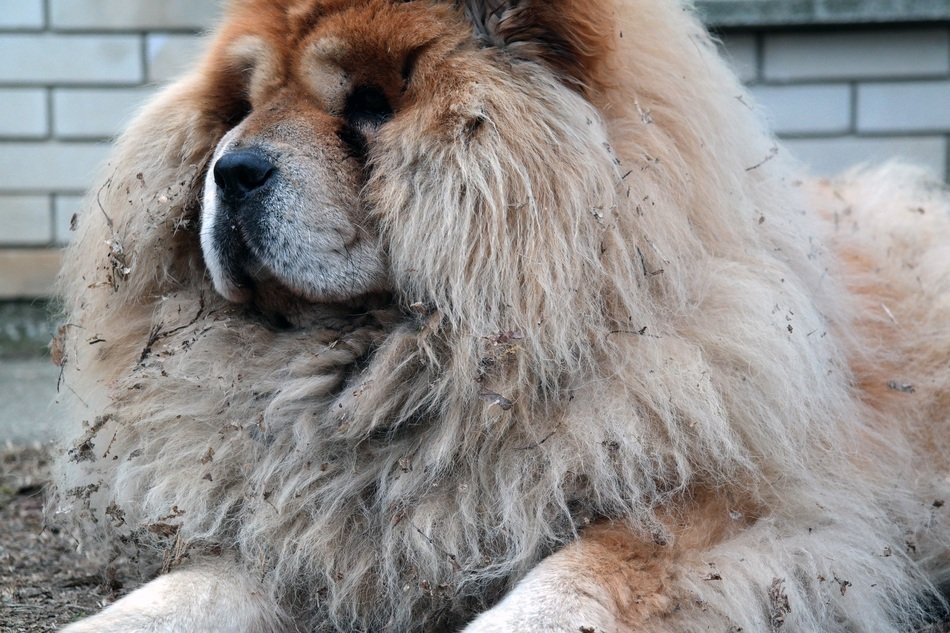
[0,445,137,632]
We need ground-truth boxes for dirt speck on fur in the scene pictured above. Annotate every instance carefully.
[767,577,791,629]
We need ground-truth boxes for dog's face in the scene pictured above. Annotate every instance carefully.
[201,1,425,305]
[200,0,611,308]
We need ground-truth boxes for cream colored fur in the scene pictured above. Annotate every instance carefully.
[53,1,948,632]
[60,559,285,633]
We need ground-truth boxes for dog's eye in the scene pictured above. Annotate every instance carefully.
[344,86,393,127]
[225,99,252,128]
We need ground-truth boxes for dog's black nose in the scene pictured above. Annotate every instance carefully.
[214,150,275,199]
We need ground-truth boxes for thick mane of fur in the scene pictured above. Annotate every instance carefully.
[52,1,947,632]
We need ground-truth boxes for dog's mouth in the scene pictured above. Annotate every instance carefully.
[201,211,258,304]
[201,217,318,318]
[203,223,392,328]
[200,192,393,328]
[199,127,391,315]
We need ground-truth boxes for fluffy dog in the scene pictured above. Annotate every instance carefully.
[52,0,948,631]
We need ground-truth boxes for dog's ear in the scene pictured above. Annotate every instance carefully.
[461,0,612,89]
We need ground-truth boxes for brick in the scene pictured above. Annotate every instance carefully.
[0,35,142,84]
[0,195,52,245]
[0,0,44,29]
[147,34,207,83]
[783,136,947,180]
[698,1,950,28]
[763,29,950,82]
[53,88,156,139]
[0,248,61,299]
[0,142,110,191]
[0,89,48,138]
[719,33,758,83]
[54,195,84,244]
[50,0,219,30]
[857,80,950,133]
[751,84,851,135]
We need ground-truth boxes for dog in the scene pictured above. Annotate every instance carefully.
[52,1,948,631]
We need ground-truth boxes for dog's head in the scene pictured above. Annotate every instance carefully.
[199,0,615,313]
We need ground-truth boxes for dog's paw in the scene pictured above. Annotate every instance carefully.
[462,606,614,633]
[59,562,282,633]
[61,611,163,633]
[463,614,613,633]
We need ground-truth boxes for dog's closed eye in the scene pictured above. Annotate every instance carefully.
[344,86,393,129]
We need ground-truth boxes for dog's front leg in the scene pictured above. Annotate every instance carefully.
[462,496,930,633]
[61,558,287,633]
[460,549,623,633]
[460,524,670,633]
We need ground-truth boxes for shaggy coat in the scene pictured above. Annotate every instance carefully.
[53,0,948,631]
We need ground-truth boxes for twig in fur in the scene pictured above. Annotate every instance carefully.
[745,145,779,172]
[410,522,462,572]
[635,245,664,277]
[95,175,116,231]
[138,295,206,364]
[514,423,562,451]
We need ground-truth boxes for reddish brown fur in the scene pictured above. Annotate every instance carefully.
[564,493,761,627]
[488,0,615,97]
[196,0,614,129]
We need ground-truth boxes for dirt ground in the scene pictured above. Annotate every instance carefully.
[0,446,119,633]
[1,444,947,633]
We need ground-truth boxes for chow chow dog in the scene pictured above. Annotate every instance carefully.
[52,0,948,631]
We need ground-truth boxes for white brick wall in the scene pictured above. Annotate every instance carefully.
[0,1,213,297]
[0,5,948,298]
[720,26,950,181]
[0,142,112,190]
[761,29,950,81]
[783,136,948,180]
[751,84,852,135]
[0,89,47,138]
[0,34,143,83]
[857,81,950,133]
[0,0,44,30]
[147,34,209,83]
[49,0,219,31]
[53,87,157,138]
[0,196,52,245]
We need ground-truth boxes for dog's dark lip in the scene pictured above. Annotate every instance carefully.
[214,225,392,320]
[208,213,260,303]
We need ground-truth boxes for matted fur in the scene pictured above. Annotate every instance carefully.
[52,1,948,631]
